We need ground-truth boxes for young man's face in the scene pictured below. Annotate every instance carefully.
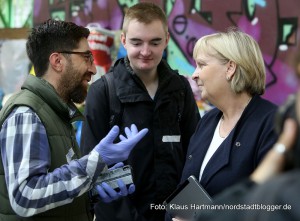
[121,19,169,75]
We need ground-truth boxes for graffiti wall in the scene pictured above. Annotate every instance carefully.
[33,0,300,105]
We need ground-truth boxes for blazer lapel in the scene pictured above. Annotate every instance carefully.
[200,134,232,186]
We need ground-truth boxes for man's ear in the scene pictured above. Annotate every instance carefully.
[49,52,63,72]
[120,32,126,49]
[165,32,170,46]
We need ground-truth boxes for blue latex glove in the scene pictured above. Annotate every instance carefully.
[95,124,148,166]
[96,162,135,203]
[119,124,141,141]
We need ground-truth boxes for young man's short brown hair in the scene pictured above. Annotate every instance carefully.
[122,2,168,36]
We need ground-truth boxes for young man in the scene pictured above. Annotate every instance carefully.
[81,3,200,221]
[0,19,148,221]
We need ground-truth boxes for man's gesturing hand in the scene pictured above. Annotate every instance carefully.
[95,124,148,165]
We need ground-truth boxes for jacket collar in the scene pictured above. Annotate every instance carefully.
[22,75,84,122]
[111,57,185,102]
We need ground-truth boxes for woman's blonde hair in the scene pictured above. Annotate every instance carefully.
[193,28,266,95]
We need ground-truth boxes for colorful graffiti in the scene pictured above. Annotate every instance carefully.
[33,0,300,105]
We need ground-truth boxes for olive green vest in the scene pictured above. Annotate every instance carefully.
[0,75,92,221]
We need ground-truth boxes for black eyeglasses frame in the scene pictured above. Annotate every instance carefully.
[58,51,94,65]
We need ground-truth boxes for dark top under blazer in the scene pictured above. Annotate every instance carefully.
[181,95,278,197]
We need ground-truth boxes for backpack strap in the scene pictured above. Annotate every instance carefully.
[103,72,123,128]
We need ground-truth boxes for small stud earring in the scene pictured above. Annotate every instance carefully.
[226,76,230,81]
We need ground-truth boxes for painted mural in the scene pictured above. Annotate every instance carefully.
[33,0,300,106]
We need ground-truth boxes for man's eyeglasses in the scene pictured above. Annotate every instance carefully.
[58,51,94,65]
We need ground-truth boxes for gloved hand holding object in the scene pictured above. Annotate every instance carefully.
[95,124,148,165]
[96,162,135,203]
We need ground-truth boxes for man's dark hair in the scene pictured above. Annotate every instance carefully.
[26,19,90,77]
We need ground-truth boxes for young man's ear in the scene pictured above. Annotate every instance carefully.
[165,31,170,46]
[120,32,126,49]
[49,52,63,72]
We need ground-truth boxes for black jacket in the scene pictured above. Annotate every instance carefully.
[81,57,200,220]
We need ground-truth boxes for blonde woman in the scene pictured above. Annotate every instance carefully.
[181,28,278,200]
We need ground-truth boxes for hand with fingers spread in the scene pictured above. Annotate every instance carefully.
[96,162,135,203]
[94,124,148,166]
[119,124,139,141]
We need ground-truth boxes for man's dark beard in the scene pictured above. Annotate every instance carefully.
[69,83,87,104]
[58,61,87,104]
[59,77,87,104]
